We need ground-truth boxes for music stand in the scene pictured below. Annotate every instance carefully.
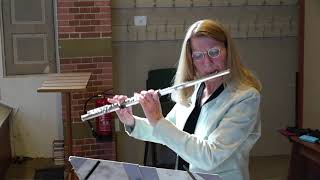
[38,72,91,179]
[69,156,222,180]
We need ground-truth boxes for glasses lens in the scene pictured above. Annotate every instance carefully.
[192,52,204,61]
[208,48,220,58]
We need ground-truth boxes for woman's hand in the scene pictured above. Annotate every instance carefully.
[108,95,135,127]
[137,89,164,126]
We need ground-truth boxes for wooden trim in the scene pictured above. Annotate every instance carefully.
[59,38,112,58]
[287,136,320,179]
[297,0,305,128]
[0,118,11,179]
[64,92,73,175]
[37,72,91,92]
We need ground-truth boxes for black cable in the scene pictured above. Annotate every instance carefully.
[83,94,102,137]
[102,88,113,96]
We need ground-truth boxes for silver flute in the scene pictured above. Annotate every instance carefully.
[81,69,230,121]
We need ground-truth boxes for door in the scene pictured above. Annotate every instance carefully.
[2,0,56,75]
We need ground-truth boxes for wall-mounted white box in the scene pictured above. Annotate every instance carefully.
[134,16,147,26]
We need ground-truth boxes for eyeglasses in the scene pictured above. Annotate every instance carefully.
[191,47,221,61]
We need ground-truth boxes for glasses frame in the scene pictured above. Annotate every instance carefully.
[191,47,222,61]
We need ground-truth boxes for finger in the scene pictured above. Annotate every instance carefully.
[154,90,160,97]
[107,98,117,103]
[139,94,147,105]
[108,95,130,109]
[139,91,149,101]
[107,95,118,104]
[143,91,155,100]
[134,92,139,99]
[152,91,160,100]
[144,90,159,102]
[140,90,148,96]
[116,95,128,104]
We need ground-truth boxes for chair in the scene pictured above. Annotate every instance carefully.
[144,68,176,169]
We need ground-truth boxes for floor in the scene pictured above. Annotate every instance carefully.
[4,155,290,180]
[249,155,290,180]
[5,157,59,180]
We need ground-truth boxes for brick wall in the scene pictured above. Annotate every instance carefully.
[58,0,111,39]
[57,0,116,161]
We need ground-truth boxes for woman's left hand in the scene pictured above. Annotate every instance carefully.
[136,89,164,126]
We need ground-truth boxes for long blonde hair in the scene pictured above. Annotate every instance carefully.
[172,19,262,105]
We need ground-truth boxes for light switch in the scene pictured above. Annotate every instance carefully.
[134,16,147,26]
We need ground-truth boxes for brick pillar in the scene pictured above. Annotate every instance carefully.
[57,0,116,161]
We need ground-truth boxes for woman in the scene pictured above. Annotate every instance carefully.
[109,19,262,180]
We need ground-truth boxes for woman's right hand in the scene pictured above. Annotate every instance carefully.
[108,95,135,127]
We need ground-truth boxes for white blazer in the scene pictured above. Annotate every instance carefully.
[126,83,261,180]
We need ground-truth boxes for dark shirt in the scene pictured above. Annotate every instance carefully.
[176,83,224,170]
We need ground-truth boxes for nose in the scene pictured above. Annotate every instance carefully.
[203,53,213,64]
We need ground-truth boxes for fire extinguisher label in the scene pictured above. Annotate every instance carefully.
[98,117,111,132]
[96,98,113,136]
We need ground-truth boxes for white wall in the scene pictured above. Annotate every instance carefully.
[113,38,296,163]
[113,41,181,163]
[236,38,296,156]
[0,30,63,158]
[112,4,298,164]
[303,0,320,129]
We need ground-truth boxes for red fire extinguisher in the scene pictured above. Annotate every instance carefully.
[95,98,113,137]
[83,89,114,141]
